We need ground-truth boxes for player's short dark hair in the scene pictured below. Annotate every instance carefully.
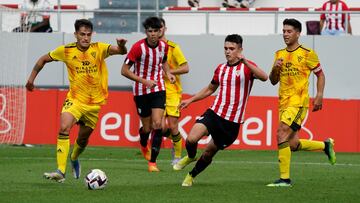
[142,16,162,30]
[225,34,243,47]
[283,18,302,32]
[74,19,93,32]
[159,17,166,27]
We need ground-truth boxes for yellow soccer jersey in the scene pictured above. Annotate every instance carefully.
[164,40,187,94]
[273,45,321,109]
[49,42,111,105]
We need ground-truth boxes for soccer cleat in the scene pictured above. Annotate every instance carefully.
[140,143,151,161]
[324,138,336,165]
[266,178,292,187]
[148,162,160,172]
[70,159,81,179]
[173,156,196,171]
[182,173,194,187]
[43,170,65,183]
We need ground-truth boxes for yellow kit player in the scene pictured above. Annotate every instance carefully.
[159,18,189,165]
[26,19,127,183]
[267,18,336,187]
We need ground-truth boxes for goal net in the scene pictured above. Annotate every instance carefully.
[0,5,29,144]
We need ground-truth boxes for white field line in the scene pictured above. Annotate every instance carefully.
[1,156,359,167]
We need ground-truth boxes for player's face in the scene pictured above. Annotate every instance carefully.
[282,25,300,46]
[224,41,242,64]
[75,26,92,50]
[145,27,160,46]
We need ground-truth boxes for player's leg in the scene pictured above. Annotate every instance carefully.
[182,139,219,187]
[44,111,77,183]
[164,93,183,164]
[70,104,99,179]
[173,123,208,171]
[267,122,294,187]
[148,107,165,172]
[268,107,307,187]
[139,116,152,161]
[147,91,166,172]
[167,115,183,165]
[290,132,336,165]
[134,94,152,161]
[70,124,93,179]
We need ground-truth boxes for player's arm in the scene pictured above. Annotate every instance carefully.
[121,62,156,88]
[269,58,283,85]
[313,70,325,112]
[26,54,53,91]
[179,83,218,109]
[109,38,127,55]
[170,62,189,75]
[162,62,176,84]
[170,46,189,75]
[238,54,268,81]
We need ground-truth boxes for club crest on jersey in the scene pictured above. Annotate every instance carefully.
[236,70,241,76]
[298,56,303,63]
[91,52,96,59]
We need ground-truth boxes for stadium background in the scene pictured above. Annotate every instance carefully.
[1,0,360,152]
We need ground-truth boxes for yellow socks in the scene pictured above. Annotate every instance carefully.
[298,139,325,151]
[57,133,70,174]
[278,141,291,179]
[70,140,85,161]
[172,133,183,158]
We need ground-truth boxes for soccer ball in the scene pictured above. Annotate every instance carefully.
[85,169,108,190]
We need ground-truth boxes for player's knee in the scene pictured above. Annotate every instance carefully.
[168,122,178,134]
[276,127,290,143]
[76,137,89,148]
[201,152,213,163]
[152,120,162,130]
[289,140,300,151]
[185,138,197,147]
[139,126,151,135]
[59,124,71,134]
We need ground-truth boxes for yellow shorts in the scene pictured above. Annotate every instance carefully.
[165,93,181,117]
[61,98,101,129]
[279,107,308,131]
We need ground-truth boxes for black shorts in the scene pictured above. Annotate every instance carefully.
[134,91,166,117]
[196,109,240,150]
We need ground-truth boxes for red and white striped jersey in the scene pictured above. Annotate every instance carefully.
[125,38,168,96]
[320,0,350,31]
[210,60,255,123]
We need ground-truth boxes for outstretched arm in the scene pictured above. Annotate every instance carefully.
[26,54,53,91]
[109,38,127,55]
[179,83,218,109]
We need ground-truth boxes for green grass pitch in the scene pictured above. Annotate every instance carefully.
[0,145,359,203]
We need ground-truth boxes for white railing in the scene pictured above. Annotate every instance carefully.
[1,5,360,35]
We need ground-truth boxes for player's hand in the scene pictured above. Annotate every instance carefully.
[116,38,127,47]
[25,81,34,91]
[312,95,323,112]
[179,99,191,110]
[274,58,283,69]
[167,73,176,84]
[143,80,157,88]
[237,53,245,63]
